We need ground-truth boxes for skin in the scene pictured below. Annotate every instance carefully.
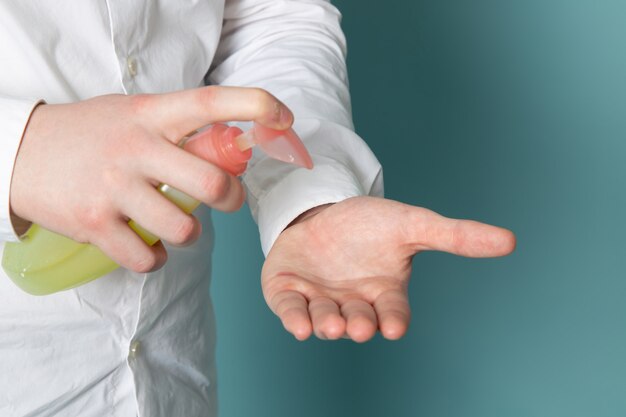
[10,86,516,342]
[262,197,516,342]
[10,86,293,272]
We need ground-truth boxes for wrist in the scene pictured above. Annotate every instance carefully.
[286,203,334,228]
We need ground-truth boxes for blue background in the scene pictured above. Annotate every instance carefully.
[211,1,626,416]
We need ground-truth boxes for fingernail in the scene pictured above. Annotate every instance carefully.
[278,104,293,128]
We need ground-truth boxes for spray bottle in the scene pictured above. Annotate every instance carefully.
[2,123,313,295]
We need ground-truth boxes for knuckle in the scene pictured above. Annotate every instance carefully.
[251,88,275,112]
[196,86,218,110]
[199,170,231,203]
[170,216,196,245]
[128,94,153,116]
[78,205,109,233]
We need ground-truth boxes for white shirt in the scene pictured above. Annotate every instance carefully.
[0,1,382,416]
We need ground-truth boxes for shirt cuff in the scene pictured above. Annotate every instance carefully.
[255,162,366,256]
[0,97,42,242]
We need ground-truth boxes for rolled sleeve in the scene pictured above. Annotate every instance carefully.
[243,118,383,255]
[255,164,363,255]
[210,0,384,254]
[0,96,41,242]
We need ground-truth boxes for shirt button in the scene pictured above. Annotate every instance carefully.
[126,57,138,77]
[129,340,141,358]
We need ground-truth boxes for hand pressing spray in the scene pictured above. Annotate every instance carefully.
[2,123,313,295]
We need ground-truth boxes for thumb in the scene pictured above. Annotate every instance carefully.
[139,86,294,143]
[409,208,516,258]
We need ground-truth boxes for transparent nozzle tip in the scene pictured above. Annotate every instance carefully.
[235,124,313,169]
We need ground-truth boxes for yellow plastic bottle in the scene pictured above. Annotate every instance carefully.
[1,184,201,295]
[2,123,313,295]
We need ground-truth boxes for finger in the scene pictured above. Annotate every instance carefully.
[340,299,378,343]
[308,297,346,340]
[151,241,168,268]
[412,209,516,258]
[139,86,294,142]
[93,221,168,273]
[143,143,246,212]
[373,289,411,340]
[270,290,312,341]
[120,183,202,247]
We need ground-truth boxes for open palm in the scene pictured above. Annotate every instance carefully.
[262,196,516,342]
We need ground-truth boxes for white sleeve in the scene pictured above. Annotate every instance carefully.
[0,96,41,242]
[209,0,384,255]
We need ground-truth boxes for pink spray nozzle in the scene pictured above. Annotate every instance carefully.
[235,123,314,170]
[185,122,314,174]
[184,124,251,176]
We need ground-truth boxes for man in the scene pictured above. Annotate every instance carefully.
[0,1,515,416]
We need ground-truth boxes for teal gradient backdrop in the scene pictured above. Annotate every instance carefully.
[211,1,626,416]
